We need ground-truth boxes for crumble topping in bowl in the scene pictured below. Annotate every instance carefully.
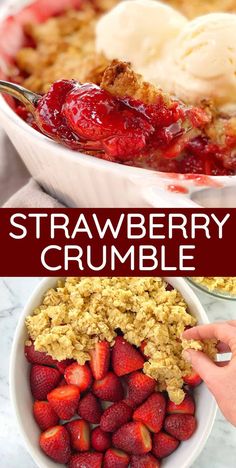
[192,277,236,296]
[25,277,217,404]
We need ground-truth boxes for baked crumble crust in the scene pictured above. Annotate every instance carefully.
[100,60,165,105]
[167,0,236,19]
[16,2,112,93]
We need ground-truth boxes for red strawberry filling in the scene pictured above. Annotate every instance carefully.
[26,336,199,467]
[13,77,234,175]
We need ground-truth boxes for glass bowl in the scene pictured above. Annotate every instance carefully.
[186,278,236,301]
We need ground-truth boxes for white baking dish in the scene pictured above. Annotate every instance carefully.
[10,276,217,468]
[0,0,236,207]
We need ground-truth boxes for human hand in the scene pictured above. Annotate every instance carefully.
[183,321,236,426]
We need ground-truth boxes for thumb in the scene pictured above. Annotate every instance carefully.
[183,349,218,386]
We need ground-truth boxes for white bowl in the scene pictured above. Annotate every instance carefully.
[10,276,217,468]
[0,0,236,207]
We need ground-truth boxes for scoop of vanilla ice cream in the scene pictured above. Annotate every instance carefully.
[147,13,236,109]
[95,0,187,69]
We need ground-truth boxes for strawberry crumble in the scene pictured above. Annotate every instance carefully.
[4,0,236,175]
[25,277,216,405]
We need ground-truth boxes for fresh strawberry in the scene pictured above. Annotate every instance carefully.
[56,359,75,374]
[139,341,149,359]
[30,365,61,400]
[126,371,156,405]
[104,448,130,468]
[66,419,90,452]
[100,401,133,432]
[33,401,59,431]
[130,454,160,467]
[92,372,124,402]
[112,337,145,376]
[112,421,152,455]
[89,341,110,380]
[152,432,179,458]
[58,378,67,387]
[183,371,202,387]
[68,452,103,468]
[39,425,71,463]
[133,393,166,433]
[64,363,92,392]
[123,396,137,409]
[164,414,197,441]
[139,341,147,355]
[47,384,80,420]
[167,393,195,415]
[78,392,102,424]
[91,427,111,452]
[25,342,56,367]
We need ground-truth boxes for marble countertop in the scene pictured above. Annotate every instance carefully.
[0,277,235,468]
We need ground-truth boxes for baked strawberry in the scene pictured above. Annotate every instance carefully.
[47,384,80,420]
[64,363,92,392]
[133,393,166,433]
[92,372,124,402]
[152,432,179,458]
[68,452,103,468]
[66,419,90,452]
[39,425,71,463]
[33,401,59,431]
[63,84,153,159]
[25,342,56,367]
[17,0,83,25]
[30,365,61,400]
[0,16,24,61]
[183,371,202,387]
[78,392,102,424]
[126,371,156,406]
[130,454,160,467]
[104,448,130,468]
[112,337,145,376]
[35,80,81,149]
[164,414,197,441]
[89,341,110,380]
[56,359,75,374]
[100,401,133,432]
[167,393,195,415]
[112,421,152,455]
[91,427,111,452]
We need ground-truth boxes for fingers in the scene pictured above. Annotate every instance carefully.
[183,349,219,384]
[183,323,236,347]
[225,320,236,327]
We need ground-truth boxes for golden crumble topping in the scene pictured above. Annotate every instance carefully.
[166,0,236,19]
[25,277,217,404]
[16,2,112,93]
[192,277,236,296]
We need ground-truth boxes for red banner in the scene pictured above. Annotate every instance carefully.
[0,208,235,276]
